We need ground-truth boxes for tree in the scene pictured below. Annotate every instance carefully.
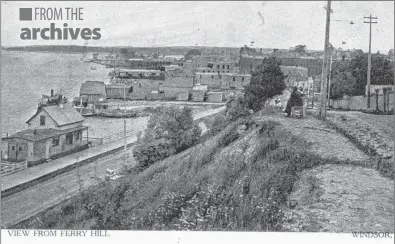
[184,49,201,61]
[133,107,202,169]
[349,54,394,95]
[226,95,251,121]
[388,49,394,58]
[294,45,307,55]
[119,48,128,54]
[244,57,286,111]
[329,62,357,99]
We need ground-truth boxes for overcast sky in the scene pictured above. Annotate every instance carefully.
[1,1,394,53]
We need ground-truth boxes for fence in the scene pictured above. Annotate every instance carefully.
[102,129,134,144]
[331,92,394,112]
[83,129,136,148]
[1,160,28,176]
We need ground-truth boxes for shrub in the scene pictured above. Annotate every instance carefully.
[133,106,202,170]
[133,140,176,170]
[226,96,251,122]
[210,114,227,136]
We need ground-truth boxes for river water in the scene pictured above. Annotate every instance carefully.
[1,51,148,138]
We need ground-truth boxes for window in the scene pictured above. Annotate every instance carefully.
[242,77,245,82]
[66,133,73,145]
[52,137,59,147]
[227,65,230,69]
[222,65,225,69]
[211,75,214,79]
[233,77,235,82]
[19,146,22,151]
[75,131,80,140]
[203,70,205,73]
[40,115,46,126]
[11,146,15,151]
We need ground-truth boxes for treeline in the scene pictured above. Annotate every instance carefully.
[330,54,394,99]
[1,45,241,56]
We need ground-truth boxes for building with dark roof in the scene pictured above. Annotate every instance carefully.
[2,105,88,166]
[79,81,106,103]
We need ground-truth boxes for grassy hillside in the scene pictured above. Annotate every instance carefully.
[14,117,346,230]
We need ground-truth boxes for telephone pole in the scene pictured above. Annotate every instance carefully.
[123,84,127,166]
[319,0,332,118]
[364,15,378,108]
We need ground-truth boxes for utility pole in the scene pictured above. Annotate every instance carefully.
[319,0,332,118]
[364,15,378,109]
[327,53,333,107]
[311,77,315,108]
[123,85,127,166]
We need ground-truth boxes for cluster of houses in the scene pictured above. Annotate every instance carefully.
[75,45,395,111]
[75,52,256,107]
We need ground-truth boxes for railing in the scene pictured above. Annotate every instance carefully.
[102,129,134,145]
[1,160,28,176]
[82,137,103,147]
[82,129,136,148]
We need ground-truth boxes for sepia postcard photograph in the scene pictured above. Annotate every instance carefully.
[0,1,394,244]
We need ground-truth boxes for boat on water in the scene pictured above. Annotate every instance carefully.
[74,106,96,117]
[98,110,138,118]
[80,57,92,63]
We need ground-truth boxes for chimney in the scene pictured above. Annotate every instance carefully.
[51,89,54,97]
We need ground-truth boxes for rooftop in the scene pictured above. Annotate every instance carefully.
[3,125,88,142]
[195,72,251,77]
[117,69,162,73]
[80,81,106,95]
[26,105,84,127]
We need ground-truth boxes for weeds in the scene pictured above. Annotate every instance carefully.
[13,117,356,231]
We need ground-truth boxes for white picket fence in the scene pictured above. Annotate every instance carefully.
[1,160,28,176]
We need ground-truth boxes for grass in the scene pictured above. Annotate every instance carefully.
[313,113,394,179]
[13,117,356,231]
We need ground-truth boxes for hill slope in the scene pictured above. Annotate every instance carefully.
[13,116,394,232]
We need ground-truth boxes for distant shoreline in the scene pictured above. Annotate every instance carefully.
[0,45,300,55]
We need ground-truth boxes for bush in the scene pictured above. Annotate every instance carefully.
[133,140,176,170]
[226,96,251,122]
[133,106,202,170]
[210,114,227,136]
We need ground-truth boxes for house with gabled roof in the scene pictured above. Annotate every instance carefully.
[79,80,106,103]
[2,104,88,166]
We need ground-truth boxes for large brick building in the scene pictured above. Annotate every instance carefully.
[195,72,251,90]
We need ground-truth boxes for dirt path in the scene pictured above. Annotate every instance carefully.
[328,110,394,141]
[257,114,394,232]
[258,114,369,161]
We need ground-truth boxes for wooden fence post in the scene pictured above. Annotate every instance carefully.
[383,88,387,113]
